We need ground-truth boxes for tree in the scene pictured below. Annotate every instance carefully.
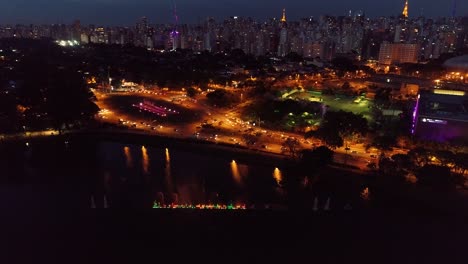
[300,146,334,169]
[417,165,459,189]
[43,69,99,131]
[305,129,344,149]
[331,56,357,74]
[241,133,259,146]
[453,153,468,175]
[206,89,239,108]
[408,147,430,167]
[374,88,392,107]
[186,87,199,98]
[371,134,396,153]
[306,110,367,149]
[341,81,351,90]
[391,154,413,173]
[282,137,301,158]
[11,40,99,131]
[434,150,455,167]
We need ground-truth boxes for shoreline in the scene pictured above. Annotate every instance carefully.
[0,127,367,173]
[72,128,297,168]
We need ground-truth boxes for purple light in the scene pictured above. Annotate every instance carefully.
[421,118,447,125]
[411,94,420,135]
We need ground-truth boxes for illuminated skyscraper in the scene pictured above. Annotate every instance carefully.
[402,0,409,18]
[451,0,457,18]
[170,2,180,51]
[278,8,288,56]
[281,8,287,23]
[136,16,148,47]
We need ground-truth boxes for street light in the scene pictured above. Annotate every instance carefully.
[108,77,113,93]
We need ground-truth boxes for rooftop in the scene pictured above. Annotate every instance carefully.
[419,91,468,122]
[444,55,468,70]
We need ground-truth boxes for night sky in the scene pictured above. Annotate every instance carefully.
[0,0,466,25]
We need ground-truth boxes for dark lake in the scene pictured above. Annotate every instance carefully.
[0,136,366,209]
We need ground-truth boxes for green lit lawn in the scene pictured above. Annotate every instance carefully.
[289,91,374,121]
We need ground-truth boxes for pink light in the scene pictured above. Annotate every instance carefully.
[411,94,420,135]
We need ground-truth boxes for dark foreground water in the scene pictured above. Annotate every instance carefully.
[2,137,468,263]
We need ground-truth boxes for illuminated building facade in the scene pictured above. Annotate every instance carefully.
[378,42,419,65]
[277,9,288,57]
[412,90,468,142]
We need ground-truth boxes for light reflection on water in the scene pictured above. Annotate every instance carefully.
[141,146,149,174]
[124,146,133,168]
[1,140,368,209]
[164,148,173,192]
[231,160,241,184]
[165,148,170,162]
[273,167,282,186]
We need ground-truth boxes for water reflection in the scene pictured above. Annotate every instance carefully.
[231,160,242,184]
[104,171,111,191]
[361,187,370,201]
[273,167,282,186]
[141,146,149,174]
[165,148,170,162]
[124,146,133,168]
[165,148,173,192]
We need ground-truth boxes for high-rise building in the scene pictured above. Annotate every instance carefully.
[402,0,409,18]
[135,17,148,47]
[303,42,324,59]
[72,20,81,41]
[281,9,287,23]
[277,8,288,57]
[170,3,181,51]
[378,42,420,64]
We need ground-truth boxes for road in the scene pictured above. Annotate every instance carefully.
[93,88,408,170]
[0,129,60,141]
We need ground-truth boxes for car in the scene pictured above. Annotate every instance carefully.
[151,126,156,130]
[345,147,350,151]
[351,150,357,154]
[370,154,376,158]
[261,145,268,149]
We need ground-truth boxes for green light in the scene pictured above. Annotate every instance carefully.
[152,201,246,210]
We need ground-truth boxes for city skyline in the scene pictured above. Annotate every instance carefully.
[0,0,466,25]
